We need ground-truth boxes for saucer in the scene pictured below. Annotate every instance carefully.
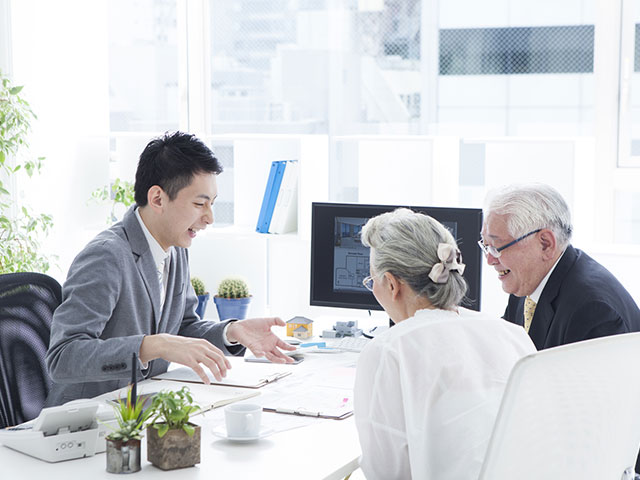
[212,425,274,442]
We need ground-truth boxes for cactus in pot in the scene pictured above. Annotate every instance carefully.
[214,277,251,320]
[217,277,249,298]
[190,276,210,319]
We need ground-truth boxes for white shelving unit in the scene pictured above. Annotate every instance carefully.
[189,134,329,320]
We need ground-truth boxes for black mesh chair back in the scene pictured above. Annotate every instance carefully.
[0,272,62,428]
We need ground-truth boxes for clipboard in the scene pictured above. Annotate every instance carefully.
[261,386,354,420]
[152,366,291,389]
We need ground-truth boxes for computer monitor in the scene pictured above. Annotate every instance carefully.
[310,202,483,312]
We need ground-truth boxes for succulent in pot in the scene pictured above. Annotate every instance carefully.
[105,385,152,474]
[146,386,202,471]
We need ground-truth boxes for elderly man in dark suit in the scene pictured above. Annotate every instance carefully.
[479,183,640,351]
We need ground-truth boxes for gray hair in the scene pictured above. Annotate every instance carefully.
[485,184,573,248]
[360,208,468,310]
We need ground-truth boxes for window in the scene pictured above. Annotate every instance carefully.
[108,0,179,132]
[440,26,594,75]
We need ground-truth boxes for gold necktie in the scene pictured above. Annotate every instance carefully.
[524,296,536,333]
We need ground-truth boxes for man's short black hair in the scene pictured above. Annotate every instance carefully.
[134,131,223,206]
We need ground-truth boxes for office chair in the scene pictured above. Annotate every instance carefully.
[0,272,62,428]
[478,332,640,480]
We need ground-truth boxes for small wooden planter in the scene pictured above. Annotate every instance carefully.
[146,424,201,470]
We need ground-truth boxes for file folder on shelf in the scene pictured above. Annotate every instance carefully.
[268,160,299,234]
[256,160,287,233]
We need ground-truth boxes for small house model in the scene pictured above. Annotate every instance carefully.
[287,316,313,339]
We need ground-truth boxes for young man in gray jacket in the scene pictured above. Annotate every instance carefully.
[46,131,294,406]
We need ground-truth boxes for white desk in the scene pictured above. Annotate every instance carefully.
[0,347,363,479]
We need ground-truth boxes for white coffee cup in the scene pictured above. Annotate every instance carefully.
[224,403,262,438]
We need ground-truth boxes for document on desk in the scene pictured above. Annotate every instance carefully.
[191,386,261,413]
[100,380,260,411]
[260,385,354,420]
[152,365,292,389]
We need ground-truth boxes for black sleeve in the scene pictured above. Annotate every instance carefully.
[564,301,627,345]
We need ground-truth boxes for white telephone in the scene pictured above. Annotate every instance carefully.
[0,399,114,462]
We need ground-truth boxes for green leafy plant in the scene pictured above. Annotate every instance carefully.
[0,71,54,274]
[216,277,250,298]
[191,277,207,296]
[90,177,135,224]
[148,387,201,438]
[106,386,153,443]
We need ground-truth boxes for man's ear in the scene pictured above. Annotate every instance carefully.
[538,229,557,259]
[147,185,165,212]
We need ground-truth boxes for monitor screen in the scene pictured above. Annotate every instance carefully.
[310,202,483,311]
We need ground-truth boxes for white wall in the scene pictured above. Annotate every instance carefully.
[10,0,111,281]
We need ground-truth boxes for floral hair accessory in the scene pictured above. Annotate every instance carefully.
[428,243,466,284]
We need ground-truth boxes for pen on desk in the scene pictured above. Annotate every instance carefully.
[131,352,137,409]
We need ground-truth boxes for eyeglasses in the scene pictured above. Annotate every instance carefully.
[362,275,375,291]
[477,229,541,258]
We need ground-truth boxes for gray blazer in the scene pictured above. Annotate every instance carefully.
[45,206,242,406]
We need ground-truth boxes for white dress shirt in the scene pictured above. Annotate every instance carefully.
[529,249,565,303]
[354,308,536,480]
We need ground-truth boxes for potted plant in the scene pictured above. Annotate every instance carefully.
[105,386,152,474]
[213,276,252,321]
[146,387,201,471]
[0,71,54,274]
[89,177,135,224]
[190,276,210,319]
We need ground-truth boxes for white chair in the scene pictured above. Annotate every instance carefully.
[479,332,640,480]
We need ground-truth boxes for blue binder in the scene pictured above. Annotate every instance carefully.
[256,160,287,233]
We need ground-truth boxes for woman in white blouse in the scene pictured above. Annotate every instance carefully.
[354,208,535,480]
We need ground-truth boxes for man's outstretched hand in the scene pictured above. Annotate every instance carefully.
[226,317,296,363]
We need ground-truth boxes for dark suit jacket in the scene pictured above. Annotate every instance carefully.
[503,245,640,350]
[45,206,243,406]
